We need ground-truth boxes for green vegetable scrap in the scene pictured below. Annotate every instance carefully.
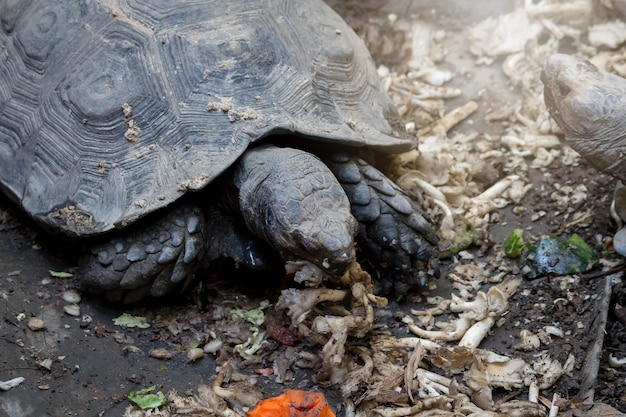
[49,270,73,279]
[113,313,151,329]
[504,228,529,258]
[234,327,267,356]
[440,218,479,258]
[128,385,165,410]
[504,230,598,279]
[231,300,269,326]
[231,301,270,357]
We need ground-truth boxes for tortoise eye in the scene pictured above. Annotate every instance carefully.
[557,79,571,97]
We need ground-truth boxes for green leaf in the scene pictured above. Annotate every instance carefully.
[113,313,151,329]
[439,218,478,258]
[128,386,165,410]
[523,234,598,279]
[504,228,526,258]
[231,300,269,326]
[49,270,73,279]
[234,328,267,357]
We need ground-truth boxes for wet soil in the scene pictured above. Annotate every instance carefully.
[2,1,626,416]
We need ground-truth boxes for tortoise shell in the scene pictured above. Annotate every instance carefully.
[0,0,412,236]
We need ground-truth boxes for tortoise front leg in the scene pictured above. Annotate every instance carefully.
[80,203,277,303]
[324,153,440,296]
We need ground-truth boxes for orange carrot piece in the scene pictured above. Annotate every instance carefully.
[247,389,335,417]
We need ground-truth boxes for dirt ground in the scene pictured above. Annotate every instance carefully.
[2,1,626,417]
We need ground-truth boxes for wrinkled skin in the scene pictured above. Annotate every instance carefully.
[542,54,626,181]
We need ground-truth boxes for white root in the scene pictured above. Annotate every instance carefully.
[416,368,452,395]
[528,381,539,403]
[276,287,347,324]
[450,291,488,319]
[548,393,559,417]
[473,175,520,203]
[405,313,473,341]
[458,316,496,349]
[371,336,442,352]
[372,397,452,416]
[397,173,455,233]
[417,101,478,136]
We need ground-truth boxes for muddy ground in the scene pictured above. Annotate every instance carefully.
[2,1,626,416]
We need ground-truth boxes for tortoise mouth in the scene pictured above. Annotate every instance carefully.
[541,57,566,126]
[541,71,564,129]
[319,247,356,276]
[541,54,599,135]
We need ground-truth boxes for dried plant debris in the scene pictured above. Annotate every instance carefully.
[299,0,620,413]
[378,1,615,249]
[118,258,581,416]
[124,361,262,417]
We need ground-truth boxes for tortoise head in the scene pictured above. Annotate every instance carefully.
[542,54,626,180]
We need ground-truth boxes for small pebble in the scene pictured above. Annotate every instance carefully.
[543,325,564,338]
[203,339,223,354]
[150,348,173,360]
[63,305,81,317]
[37,358,53,370]
[187,348,204,362]
[36,291,51,300]
[62,290,81,304]
[123,345,144,354]
[27,318,46,331]
[0,377,25,391]
[80,315,93,328]
[608,353,626,368]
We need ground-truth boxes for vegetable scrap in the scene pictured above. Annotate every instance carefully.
[128,386,165,410]
[48,270,73,278]
[247,390,335,417]
[113,313,151,329]
[232,301,270,357]
[505,230,599,278]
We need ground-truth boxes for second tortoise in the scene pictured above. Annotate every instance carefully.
[542,53,626,256]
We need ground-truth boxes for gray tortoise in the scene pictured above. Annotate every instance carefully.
[0,0,439,302]
[542,54,626,180]
[542,54,626,256]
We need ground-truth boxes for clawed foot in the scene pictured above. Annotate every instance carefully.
[81,203,278,303]
[325,153,439,296]
[80,205,208,303]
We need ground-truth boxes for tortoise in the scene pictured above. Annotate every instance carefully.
[542,54,626,181]
[542,54,626,254]
[0,0,439,303]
